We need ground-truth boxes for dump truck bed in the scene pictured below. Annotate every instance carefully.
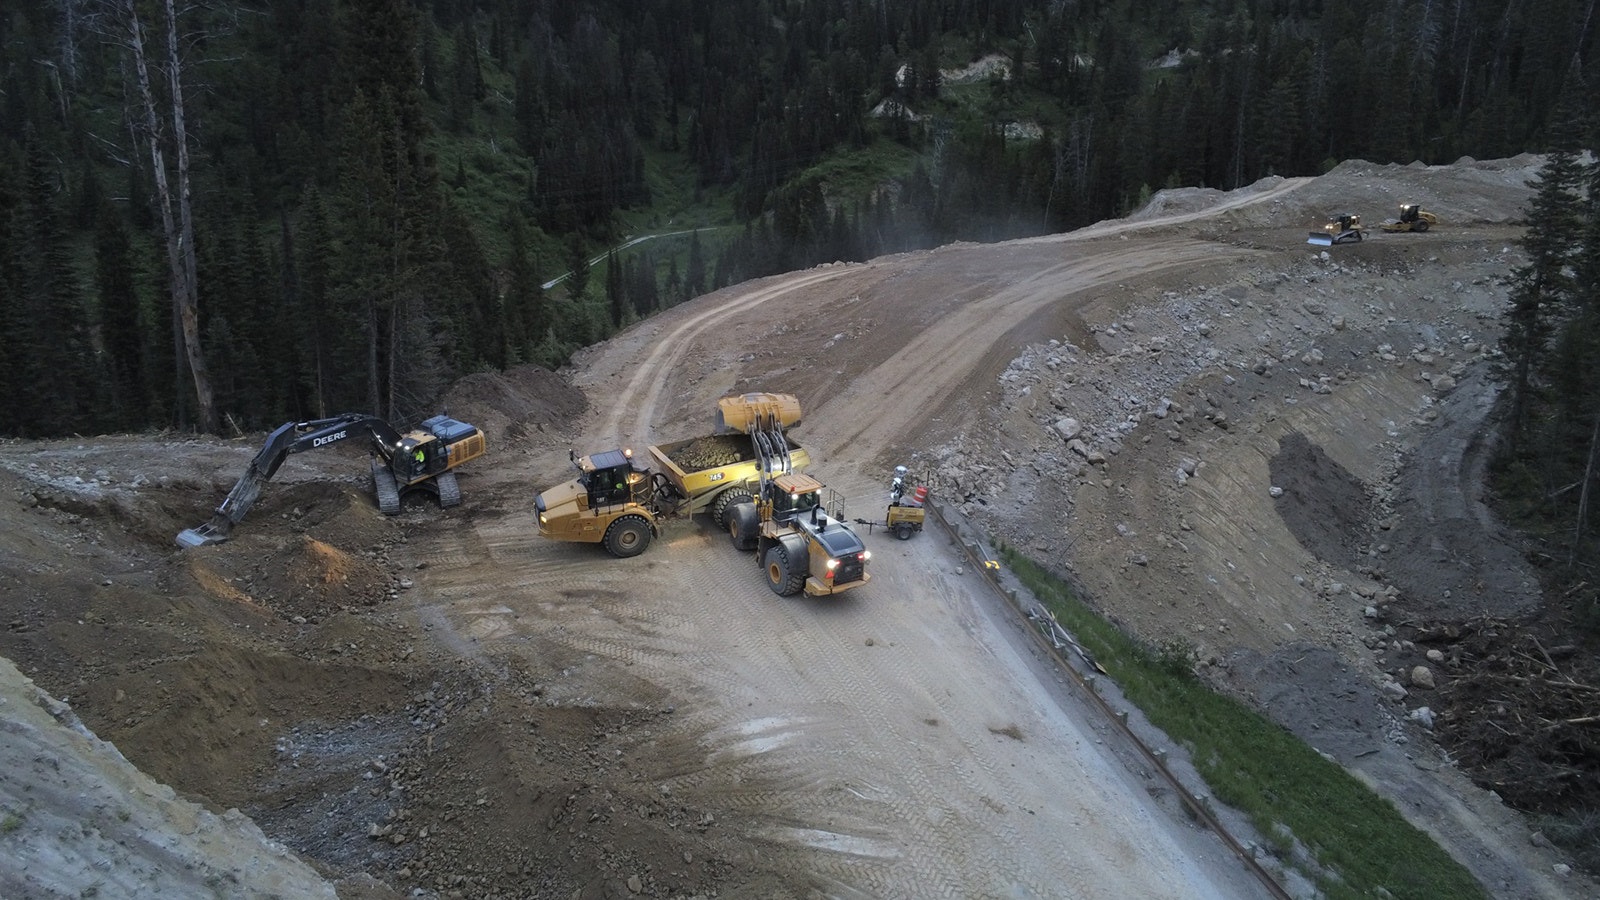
[649,433,810,500]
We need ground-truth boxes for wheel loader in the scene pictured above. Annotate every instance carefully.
[1308,213,1364,246]
[177,413,486,547]
[1380,204,1439,233]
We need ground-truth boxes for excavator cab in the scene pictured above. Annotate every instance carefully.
[398,435,438,481]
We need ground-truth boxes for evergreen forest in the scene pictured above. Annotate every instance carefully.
[0,0,1596,438]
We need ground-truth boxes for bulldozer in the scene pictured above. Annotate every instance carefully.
[1381,203,1439,233]
[1308,213,1365,246]
[177,413,486,547]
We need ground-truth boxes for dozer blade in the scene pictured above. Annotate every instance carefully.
[1307,232,1333,246]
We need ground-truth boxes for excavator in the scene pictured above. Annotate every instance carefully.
[1381,203,1440,233]
[176,413,486,548]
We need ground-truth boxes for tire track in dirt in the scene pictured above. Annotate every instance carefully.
[598,268,853,443]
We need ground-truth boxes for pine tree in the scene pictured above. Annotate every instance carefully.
[95,198,149,430]
[21,138,104,435]
[1499,147,1585,452]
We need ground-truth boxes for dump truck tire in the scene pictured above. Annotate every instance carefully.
[710,488,753,529]
[604,516,652,558]
[764,542,806,596]
[728,502,760,551]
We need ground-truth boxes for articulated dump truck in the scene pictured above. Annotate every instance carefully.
[535,392,870,597]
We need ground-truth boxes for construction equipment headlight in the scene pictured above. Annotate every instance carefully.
[826,558,838,570]
[539,513,547,525]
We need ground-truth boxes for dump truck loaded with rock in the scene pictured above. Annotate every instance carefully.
[535,393,870,596]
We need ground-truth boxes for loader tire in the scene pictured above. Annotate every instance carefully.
[764,542,806,597]
[710,488,753,529]
[728,502,760,551]
[603,516,652,558]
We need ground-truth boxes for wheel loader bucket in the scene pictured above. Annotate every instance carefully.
[716,392,803,434]
[1307,231,1334,246]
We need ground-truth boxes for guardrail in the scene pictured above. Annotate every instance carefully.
[922,497,1294,900]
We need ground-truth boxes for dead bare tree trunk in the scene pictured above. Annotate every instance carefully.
[123,0,217,433]
[1571,410,1600,564]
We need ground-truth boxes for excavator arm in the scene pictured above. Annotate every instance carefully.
[176,414,405,548]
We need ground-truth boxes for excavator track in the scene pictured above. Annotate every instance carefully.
[435,471,462,508]
[372,461,402,515]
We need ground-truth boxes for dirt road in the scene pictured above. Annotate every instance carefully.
[1,154,1592,898]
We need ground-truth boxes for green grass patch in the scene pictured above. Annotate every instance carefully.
[999,546,1488,900]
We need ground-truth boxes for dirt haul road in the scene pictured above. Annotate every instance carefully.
[1,154,1593,899]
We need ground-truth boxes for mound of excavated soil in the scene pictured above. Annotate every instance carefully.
[440,364,586,448]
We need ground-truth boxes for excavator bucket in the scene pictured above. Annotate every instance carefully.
[715,392,803,434]
[175,465,267,548]
[176,519,229,548]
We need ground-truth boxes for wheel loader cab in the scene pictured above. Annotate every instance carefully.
[770,485,821,524]
[766,473,825,524]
